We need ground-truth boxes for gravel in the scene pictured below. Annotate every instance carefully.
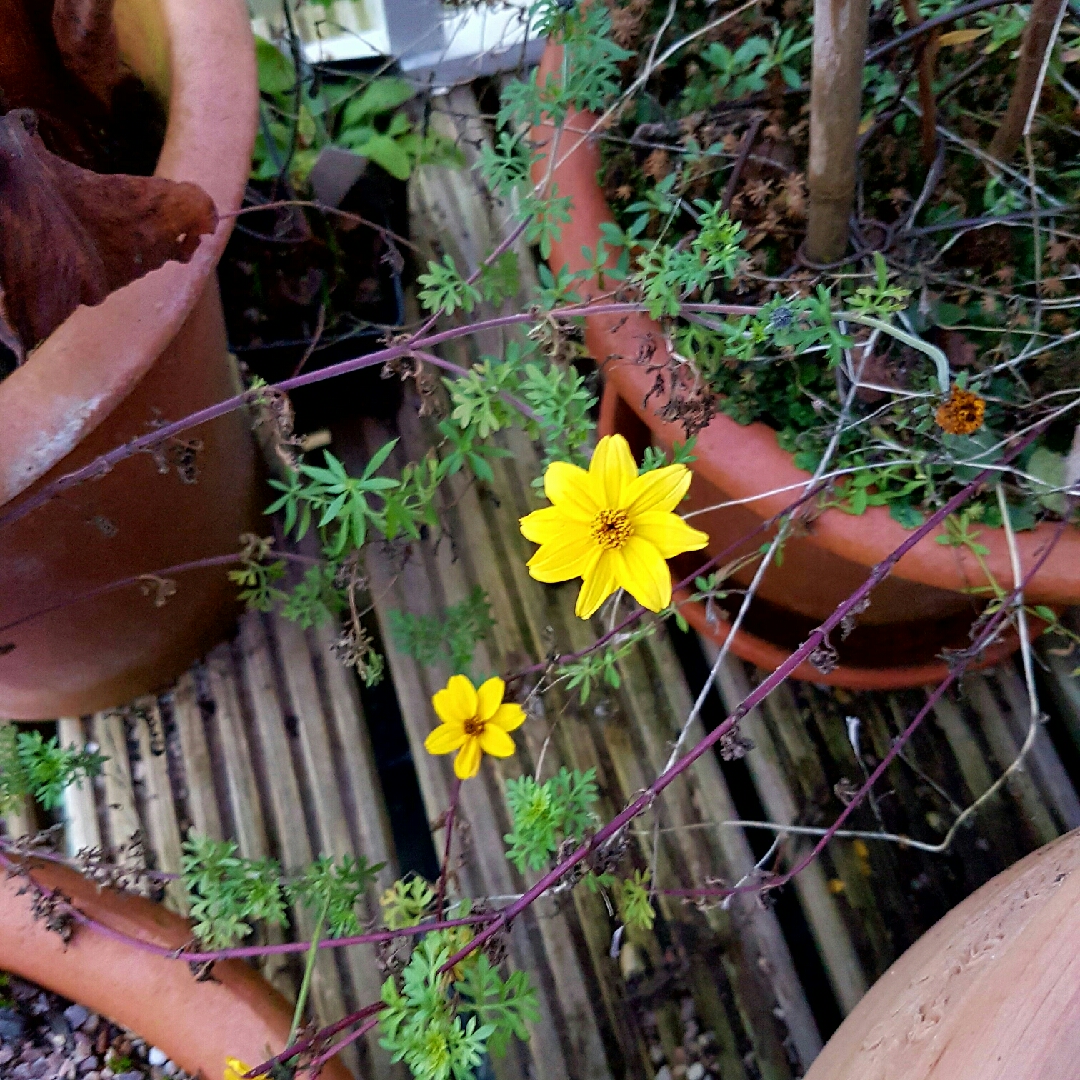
[0,977,189,1080]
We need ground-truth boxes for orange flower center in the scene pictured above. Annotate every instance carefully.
[462,716,484,736]
[591,508,633,550]
[935,387,986,436]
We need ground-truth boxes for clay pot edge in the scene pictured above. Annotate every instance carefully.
[0,0,258,505]
[530,42,1080,605]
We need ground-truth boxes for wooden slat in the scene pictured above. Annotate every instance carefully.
[129,697,188,913]
[465,412,814,1076]
[992,666,1080,830]
[203,640,295,999]
[171,670,223,841]
[961,673,1060,846]
[358,419,608,1080]
[58,717,102,856]
[310,620,398,894]
[91,711,145,884]
[235,615,361,1078]
[271,612,395,1077]
[707,645,869,1016]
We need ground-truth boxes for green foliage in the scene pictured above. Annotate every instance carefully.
[681,24,811,111]
[389,587,495,676]
[381,876,436,930]
[561,623,657,703]
[280,563,346,628]
[379,931,536,1080]
[499,0,630,129]
[444,342,595,475]
[379,937,490,1080]
[633,203,747,318]
[639,439,697,473]
[181,833,287,951]
[478,251,521,306]
[614,870,655,932]
[266,443,401,556]
[455,953,540,1057]
[228,555,287,612]
[503,768,599,872]
[419,255,483,316]
[289,854,383,939]
[252,40,461,185]
[0,727,103,814]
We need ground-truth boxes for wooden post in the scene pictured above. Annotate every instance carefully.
[988,0,1066,163]
[806,0,872,264]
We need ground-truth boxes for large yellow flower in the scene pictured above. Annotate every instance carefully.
[519,434,709,619]
[424,675,526,779]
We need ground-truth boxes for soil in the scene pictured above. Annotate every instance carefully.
[0,974,192,1080]
[218,167,411,433]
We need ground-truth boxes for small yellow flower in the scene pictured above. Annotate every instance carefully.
[224,1059,252,1080]
[935,386,986,435]
[519,434,709,619]
[424,675,525,779]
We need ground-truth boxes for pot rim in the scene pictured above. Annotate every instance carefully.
[532,42,1080,605]
[0,857,351,1080]
[0,0,257,506]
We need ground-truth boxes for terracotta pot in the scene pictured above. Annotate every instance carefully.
[0,858,351,1080]
[532,44,1080,689]
[803,828,1080,1079]
[0,0,260,719]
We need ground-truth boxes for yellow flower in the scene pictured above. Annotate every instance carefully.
[424,675,525,779]
[224,1059,251,1080]
[519,434,709,619]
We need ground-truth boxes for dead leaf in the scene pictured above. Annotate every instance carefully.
[51,0,125,106]
[937,27,990,47]
[0,110,217,359]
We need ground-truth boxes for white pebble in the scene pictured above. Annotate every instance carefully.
[148,1050,167,1068]
[164,1063,177,1077]
[687,1065,705,1080]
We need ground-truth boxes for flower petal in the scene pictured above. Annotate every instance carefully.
[433,674,477,724]
[589,434,638,508]
[478,723,516,757]
[526,527,596,583]
[624,463,692,516]
[476,676,506,721]
[543,461,597,520]
[613,535,672,611]
[575,550,619,619]
[632,510,710,558]
[488,702,526,732]
[519,505,569,544]
[425,721,468,755]
[454,737,483,779]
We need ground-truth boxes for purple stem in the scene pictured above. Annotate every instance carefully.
[308,1014,382,1073]
[0,299,761,535]
[664,516,1072,899]
[438,422,1048,974]
[246,1001,385,1076]
[0,551,319,640]
[435,779,462,919]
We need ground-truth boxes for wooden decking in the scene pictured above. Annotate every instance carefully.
[4,84,1080,1080]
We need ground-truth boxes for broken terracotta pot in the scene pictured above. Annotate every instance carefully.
[802,828,1080,1080]
[0,858,351,1080]
[531,42,1080,690]
[0,0,260,718]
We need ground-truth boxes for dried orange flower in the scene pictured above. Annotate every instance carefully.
[935,386,986,436]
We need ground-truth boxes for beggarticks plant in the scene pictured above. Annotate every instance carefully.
[8,4,1080,1080]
